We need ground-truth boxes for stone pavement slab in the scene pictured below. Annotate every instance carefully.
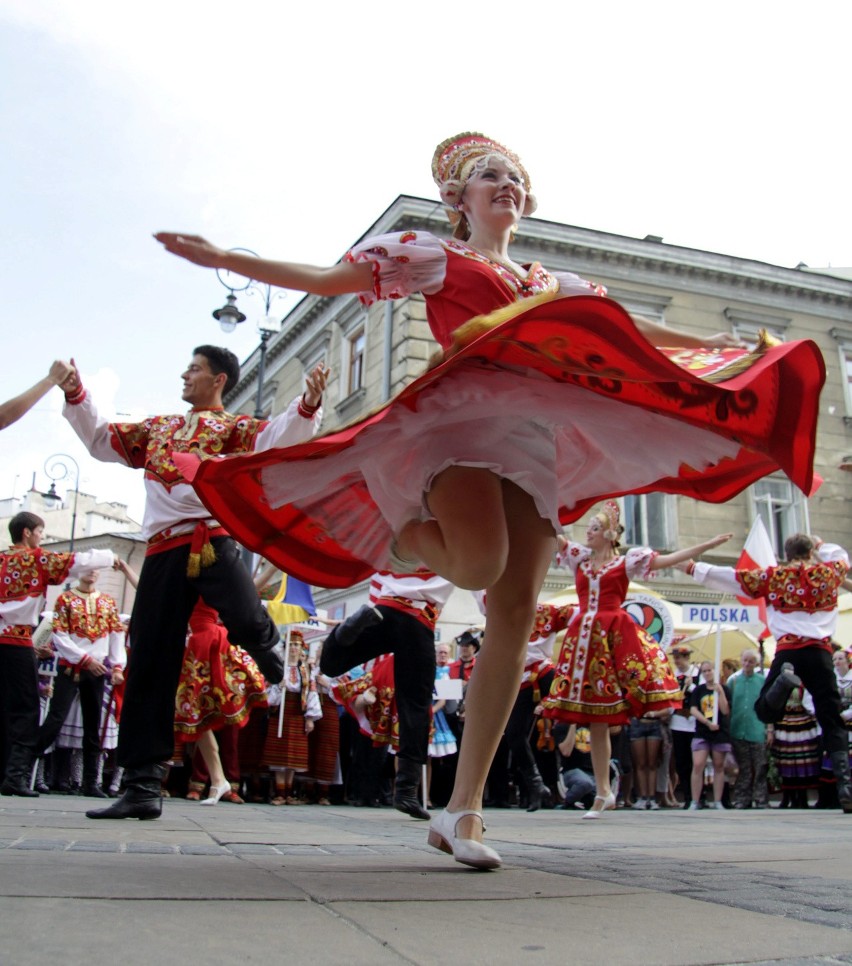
[2,795,852,965]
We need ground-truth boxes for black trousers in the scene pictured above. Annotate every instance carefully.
[0,644,39,782]
[671,728,695,804]
[756,647,847,755]
[320,605,435,765]
[36,667,106,761]
[506,670,555,777]
[119,536,278,771]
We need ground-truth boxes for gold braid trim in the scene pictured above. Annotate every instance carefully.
[699,329,777,384]
[428,291,561,369]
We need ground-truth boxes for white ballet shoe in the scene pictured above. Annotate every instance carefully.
[582,792,616,820]
[427,809,502,870]
[199,781,230,806]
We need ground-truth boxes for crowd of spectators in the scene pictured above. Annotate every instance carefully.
[21,628,852,815]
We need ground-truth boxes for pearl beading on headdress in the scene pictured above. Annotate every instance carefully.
[431,132,537,215]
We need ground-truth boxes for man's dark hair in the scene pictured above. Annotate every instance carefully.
[194,345,241,396]
[784,533,814,561]
[9,511,44,544]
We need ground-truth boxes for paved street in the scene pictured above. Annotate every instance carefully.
[2,795,852,966]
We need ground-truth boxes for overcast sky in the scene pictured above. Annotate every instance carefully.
[1,0,849,525]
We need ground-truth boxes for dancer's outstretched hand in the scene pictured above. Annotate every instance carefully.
[704,332,747,349]
[707,532,733,549]
[304,362,330,407]
[154,233,227,269]
[48,360,74,386]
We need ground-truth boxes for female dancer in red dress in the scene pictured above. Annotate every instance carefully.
[544,503,731,817]
[174,601,267,805]
[156,132,822,868]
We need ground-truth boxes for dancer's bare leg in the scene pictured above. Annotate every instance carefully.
[446,480,556,842]
[586,723,613,813]
[396,467,509,590]
[196,730,227,788]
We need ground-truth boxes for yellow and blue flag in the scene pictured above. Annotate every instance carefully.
[267,574,316,626]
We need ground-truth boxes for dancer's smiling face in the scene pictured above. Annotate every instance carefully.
[457,157,527,233]
[585,518,610,551]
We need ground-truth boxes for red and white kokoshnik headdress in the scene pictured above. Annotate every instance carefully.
[599,500,622,543]
[431,132,538,216]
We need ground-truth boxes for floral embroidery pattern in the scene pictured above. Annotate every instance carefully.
[0,549,73,601]
[544,549,681,723]
[111,411,266,490]
[737,561,848,612]
[174,645,267,735]
[445,240,559,299]
[54,591,123,643]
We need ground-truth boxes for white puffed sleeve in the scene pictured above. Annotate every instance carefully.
[344,231,448,305]
[556,541,591,576]
[624,547,658,582]
[551,270,608,299]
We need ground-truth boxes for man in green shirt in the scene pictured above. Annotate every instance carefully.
[728,648,771,808]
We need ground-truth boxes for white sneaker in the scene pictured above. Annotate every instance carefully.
[687,802,700,811]
[648,799,661,810]
[631,798,647,810]
[713,801,726,810]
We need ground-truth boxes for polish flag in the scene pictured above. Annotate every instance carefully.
[736,517,777,638]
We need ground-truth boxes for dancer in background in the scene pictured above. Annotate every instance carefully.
[262,630,321,804]
[33,568,125,798]
[175,601,268,805]
[544,504,731,818]
[319,570,455,820]
[0,512,114,796]
[680,533,851,812]
[158,131,823,868]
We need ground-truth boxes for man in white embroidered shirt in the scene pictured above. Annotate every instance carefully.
[681,533,850,813]
[61,347,327,819]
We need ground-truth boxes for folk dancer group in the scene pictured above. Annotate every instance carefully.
[1,131,838,870]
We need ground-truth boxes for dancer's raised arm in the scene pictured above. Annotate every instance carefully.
[650,532,733,571]
[154,233,373,296]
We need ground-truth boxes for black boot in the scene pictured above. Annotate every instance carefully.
[86,764,165,820]
[336,605,383,648]
[82,751,108,799]
[0,777,38,797]
[393,758,431,820]
[760,663,802,720]
[830,750,852,814]
[519,763,551,812]
[0,749,37,797]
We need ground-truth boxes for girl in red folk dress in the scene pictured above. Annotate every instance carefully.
[262,631,322,805]
[157,132,823,868]
[304,643,342,805]
[174,601,267,805]
[544,502,732,818]
[333,654,400,752]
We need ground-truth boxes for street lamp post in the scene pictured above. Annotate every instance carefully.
[211,248,285,419]
[45,454,80,588]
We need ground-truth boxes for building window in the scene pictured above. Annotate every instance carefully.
[752,477,809,559]
[622,494,674,550]
[830,328,852,422]
[724,307,790,344]
[605,288,670,324]
[348,328,366,395]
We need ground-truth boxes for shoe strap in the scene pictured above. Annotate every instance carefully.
[445,808,487,832]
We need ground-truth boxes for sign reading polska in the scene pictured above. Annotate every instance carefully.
[681,603,762,626]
